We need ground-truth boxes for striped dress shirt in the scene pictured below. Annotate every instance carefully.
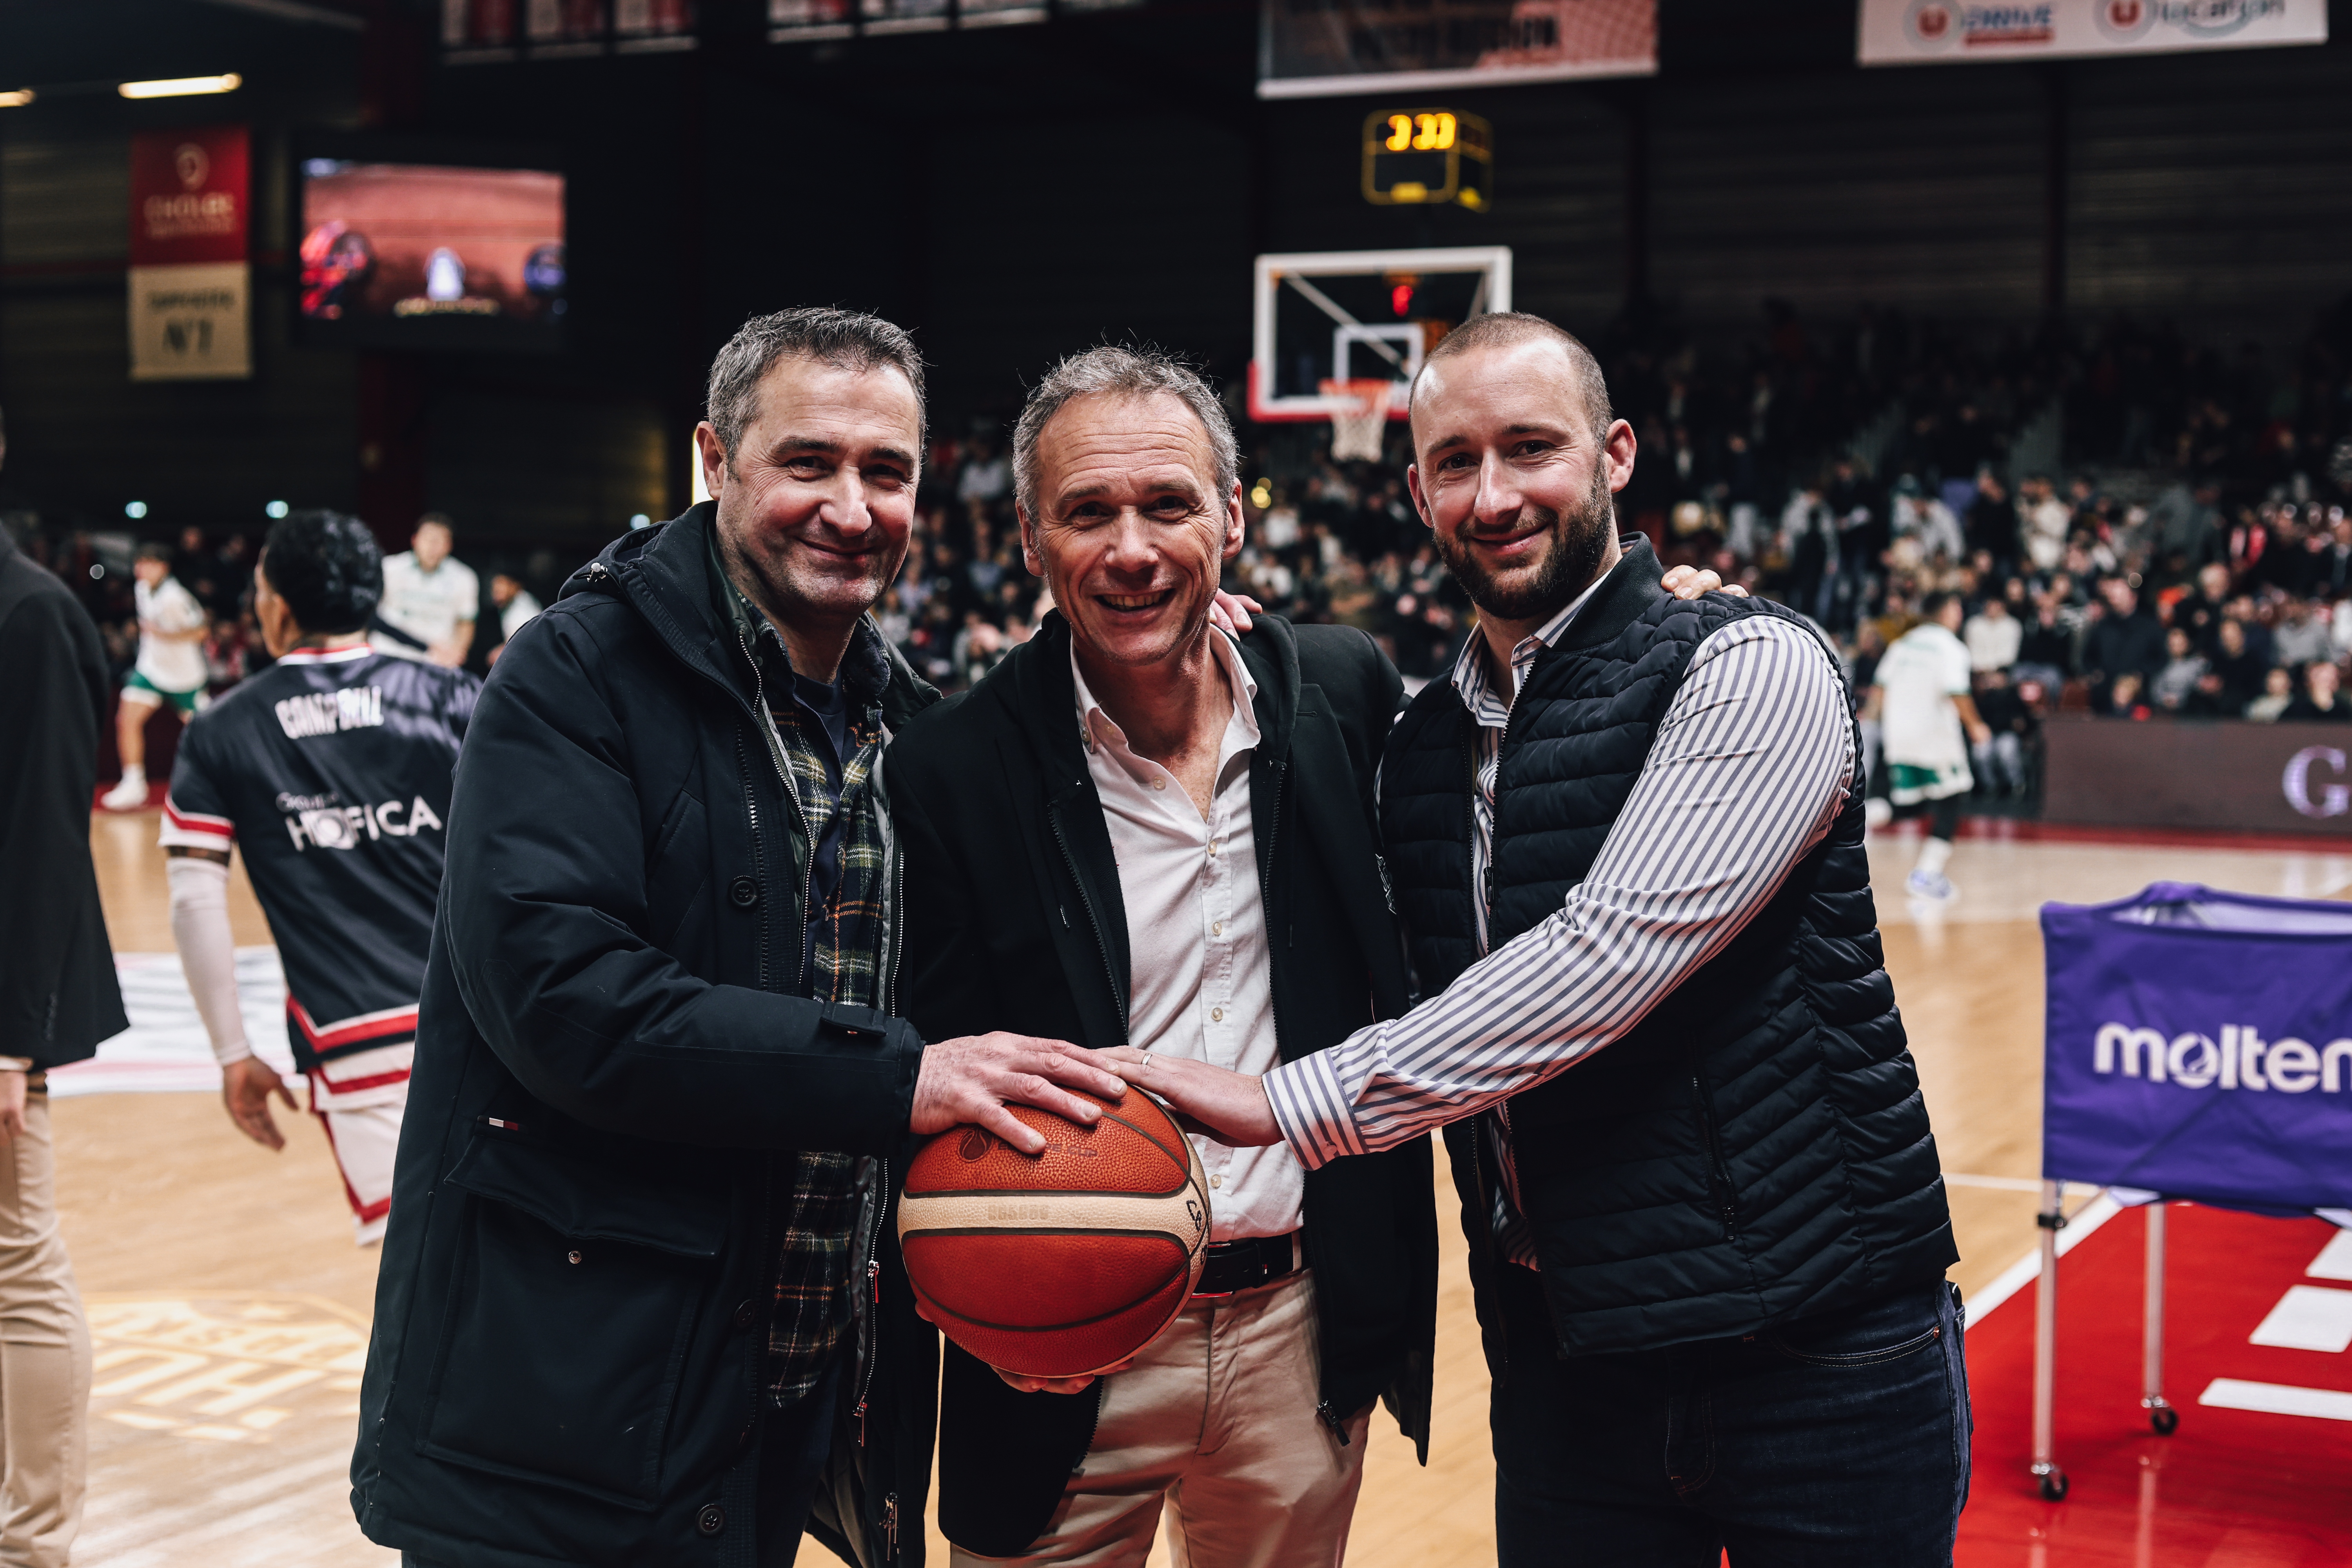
[1265,600,1856,1268]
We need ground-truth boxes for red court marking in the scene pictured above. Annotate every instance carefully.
[1958,1204,2352,1566]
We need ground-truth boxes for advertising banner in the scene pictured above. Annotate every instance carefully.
[127,126,251,381]
[2042,717,2352,838]
[1859,0,2327,66]
[1260,0,1655,100]
[2042,883,2352,1215]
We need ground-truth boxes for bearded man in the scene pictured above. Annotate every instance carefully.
[1127,312,1967,1568]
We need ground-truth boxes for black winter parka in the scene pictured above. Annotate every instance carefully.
[352,505,940,1568]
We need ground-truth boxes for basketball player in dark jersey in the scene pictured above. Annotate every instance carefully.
[161,511,476,1243]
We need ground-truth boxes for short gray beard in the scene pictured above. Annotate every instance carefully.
[1435,461,1616,623]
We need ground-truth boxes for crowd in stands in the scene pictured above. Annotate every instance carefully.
[19,300,2352,808]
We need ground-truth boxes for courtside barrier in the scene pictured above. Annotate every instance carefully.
[2029,882,2352,1499]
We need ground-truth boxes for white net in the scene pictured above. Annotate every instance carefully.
[1320,378,1395,463]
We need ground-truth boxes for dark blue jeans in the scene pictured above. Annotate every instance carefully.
[1490,1269,1971,1567]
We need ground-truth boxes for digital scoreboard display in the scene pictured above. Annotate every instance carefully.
[297,155,564,352]
[1361,109,1492,212]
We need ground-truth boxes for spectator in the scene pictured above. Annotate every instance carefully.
[1964,469,2019,577]
[2018,475,2071,573]
[371,512,478,667]
[2105,671,2151,720]
[1963,593,2020,672]
[485,571,541,668]
[2013,597,2073,691]
[2245,665,2296,721]
[955,434,1010,505]
[1970,667,2034,797]
[2207,618,2266,711]
[2080,579,2167,711]
[2151,627,2209,713]
[2283,660,2350,722]
[2272,598,2332,668]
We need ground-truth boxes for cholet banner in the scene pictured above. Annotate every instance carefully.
[1259,0,1655,99]
[127,125,252,382]
[1859,0,2326,65]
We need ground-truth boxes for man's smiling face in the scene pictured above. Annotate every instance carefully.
[1020,391,1242,668]
[701,352,922,633]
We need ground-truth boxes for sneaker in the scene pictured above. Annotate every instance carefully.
[98,773,149,811]
[1906,868,1955,902]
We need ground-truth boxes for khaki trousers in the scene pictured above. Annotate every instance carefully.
[952,1269,1370,1568]
[0,1091,89,1568]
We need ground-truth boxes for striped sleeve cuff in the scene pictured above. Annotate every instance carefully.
[1264,1047,1369,1171]
[157,797,235,851]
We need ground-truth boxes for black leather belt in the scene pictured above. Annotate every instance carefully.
[1192,1230,1303,1298]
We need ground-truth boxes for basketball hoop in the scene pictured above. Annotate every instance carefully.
[1319,378,1395,463]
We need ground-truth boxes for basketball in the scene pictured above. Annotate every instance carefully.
[898,1089,1211,1379]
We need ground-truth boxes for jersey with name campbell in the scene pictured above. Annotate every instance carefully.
[159,646,478,1070]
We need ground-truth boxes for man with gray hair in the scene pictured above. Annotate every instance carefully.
[352,307,1130,1568]
[880,344,1733,1568]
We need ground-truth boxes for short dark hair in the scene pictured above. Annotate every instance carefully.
[1920,589,1962,619]
[262,510,382,635]
[1410,311,1613,441]
[704,307,927,462]
[135,540,173,564]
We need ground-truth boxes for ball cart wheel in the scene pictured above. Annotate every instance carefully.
[2151,1406,2179,1436]
[2038,1468,2069,1502]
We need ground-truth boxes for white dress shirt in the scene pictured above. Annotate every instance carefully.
[1073,632,1301,1243]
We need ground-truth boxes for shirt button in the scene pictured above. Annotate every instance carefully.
[1210,1007,1224,1023]
[1210,1174,1224,1189]
[1211,921,1223,937]
[1152,778,1166,791]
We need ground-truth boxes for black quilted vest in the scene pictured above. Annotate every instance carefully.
[1382,541,1956,1358]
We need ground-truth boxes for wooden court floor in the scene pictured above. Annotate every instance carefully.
[69,810,2351,1567]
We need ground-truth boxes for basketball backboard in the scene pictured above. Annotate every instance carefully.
[1247,246,1512,423]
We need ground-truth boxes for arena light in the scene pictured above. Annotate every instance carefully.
[125,500,149,519]
[629,513,652,529]
[0,89,33,108]
[265,499,289,519]
[118,73,243,100]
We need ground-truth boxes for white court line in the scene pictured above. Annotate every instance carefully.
[2248,1285,2352,1353]
[1960,1191,2124,1323]
[2198,1379,2352,1423]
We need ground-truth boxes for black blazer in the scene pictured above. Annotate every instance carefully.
[882,611,1437,1557]
[0,530,125,1067]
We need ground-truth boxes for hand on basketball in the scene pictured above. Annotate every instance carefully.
[1661,564,1746,600]
[0,1071,26,1145]
[222,1056,298,1152]
[1105,1049,1281,1147]
[912,1032,1129,1155]
[1208,590,1262,637]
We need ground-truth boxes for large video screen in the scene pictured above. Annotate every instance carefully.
[298,159,564,351]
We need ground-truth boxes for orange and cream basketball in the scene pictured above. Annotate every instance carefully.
[898,1088,1211,1379]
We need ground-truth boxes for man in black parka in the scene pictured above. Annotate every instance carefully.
[351,310,1126,1568]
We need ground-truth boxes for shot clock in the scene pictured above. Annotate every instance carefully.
[1361,109,1492,212]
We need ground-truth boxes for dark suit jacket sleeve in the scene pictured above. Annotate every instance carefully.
[0,588,121,1061]
[887,746,1003,1051]
[441,612,919,1154]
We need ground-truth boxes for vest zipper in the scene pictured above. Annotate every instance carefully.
[1691,1074,1740,1238]
[851,1156,888,1446]
[1049,797,1129,1036]
[1316,1399,1351,1444]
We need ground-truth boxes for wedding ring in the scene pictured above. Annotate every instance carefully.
[1138,1053,1153,1074]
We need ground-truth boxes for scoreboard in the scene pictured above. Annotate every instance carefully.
[1361,109,1492,212]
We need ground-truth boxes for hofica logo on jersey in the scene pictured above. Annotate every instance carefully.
[274,686,385,740]
[1906,0,2055,45]
[2094,1020,2352,1094]
[275,789,444,852]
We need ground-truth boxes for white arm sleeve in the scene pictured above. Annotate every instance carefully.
[167,855,253,1067]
